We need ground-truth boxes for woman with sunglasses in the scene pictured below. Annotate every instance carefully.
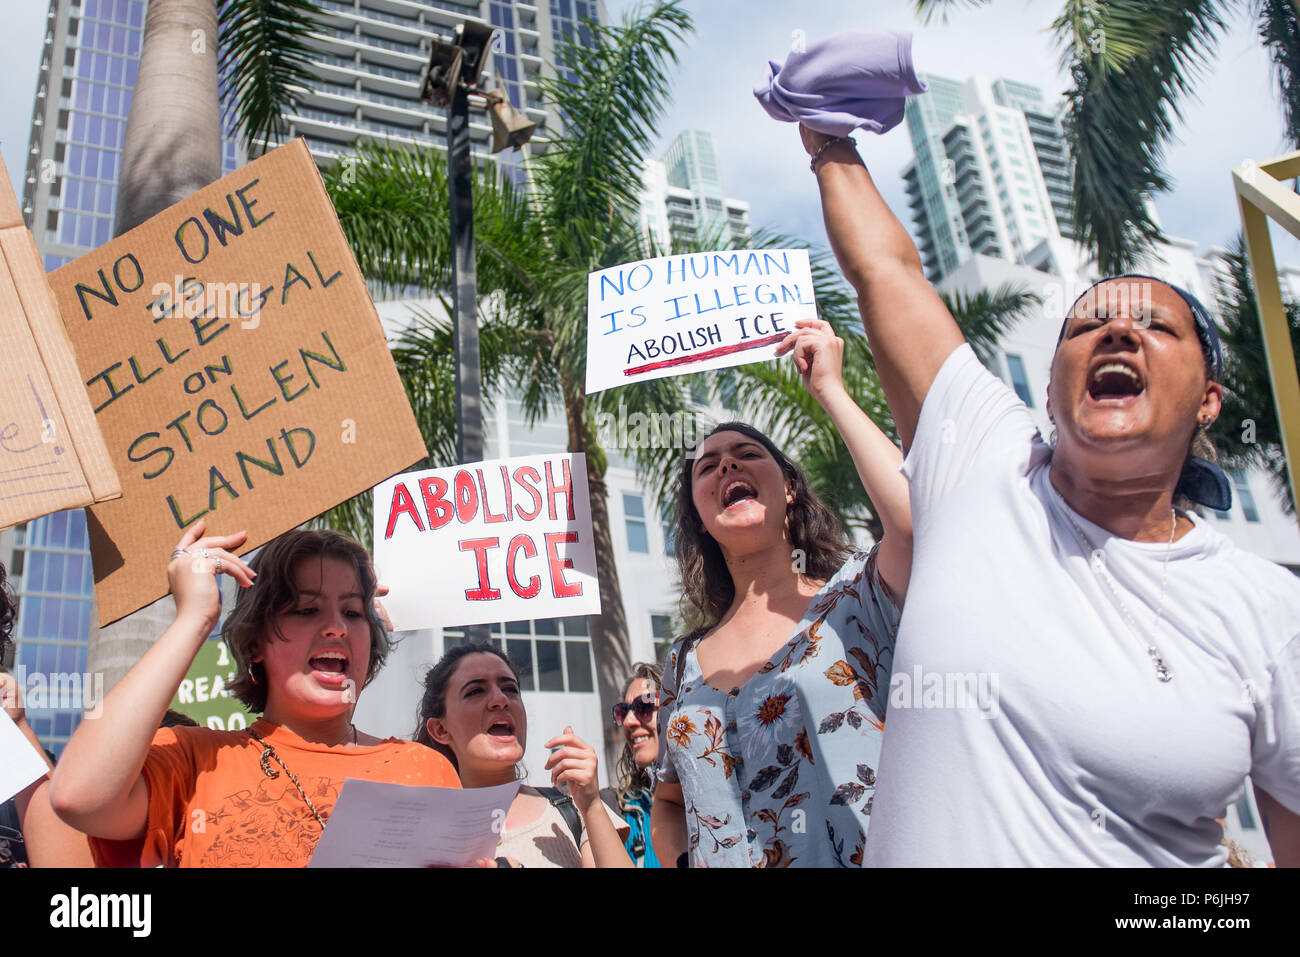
[794,123,1300,865]
[651,318,912,867]
[608,663,663,867]
[51,521,459,867]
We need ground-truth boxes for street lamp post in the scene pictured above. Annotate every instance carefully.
[422,24,536,643]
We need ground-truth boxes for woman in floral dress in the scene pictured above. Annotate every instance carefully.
[651,319,912,867]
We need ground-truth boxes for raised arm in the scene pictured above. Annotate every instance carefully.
[802,127,965,450]
[50,521,254,840]
[544,727,633,867]
[777,318,912,597]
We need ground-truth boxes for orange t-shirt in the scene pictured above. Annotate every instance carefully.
[89,720,459,868]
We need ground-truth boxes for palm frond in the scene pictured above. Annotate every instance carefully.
[535,1,693,260]
[1258,0,1300,147]
[1055,0,1228,273]
[941,282,1041,366]
[321,140,541,299]
[217,0,325,156]
[1207,234,1299,513]
[913,0,995,25]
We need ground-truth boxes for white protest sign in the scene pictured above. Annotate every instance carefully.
[0,709,49,805]
[585,248,818,394]
[373,452,601,630]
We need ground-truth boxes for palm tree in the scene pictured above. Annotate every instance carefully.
[1208,236,1300,512]
[319,2,696,765]
[115,0,322,233]
[93,0,324,690]
[914,0,1300,275]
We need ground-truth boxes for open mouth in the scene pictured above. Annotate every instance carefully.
[721,478,758,509]
[487,717,516,738]
[629,731,653,748]
[1087,361,1144,402]
[308,650,350,675]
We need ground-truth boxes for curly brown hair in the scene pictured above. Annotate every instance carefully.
[674,422,852,627]
[0,560,16,667]
[222,529,389,713]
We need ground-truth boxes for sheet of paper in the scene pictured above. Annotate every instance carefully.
[309,779,520,868]
[0,709,50,805]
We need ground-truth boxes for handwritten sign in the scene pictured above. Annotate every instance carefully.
[584,248,818,394]
[373,453,601,630]
[0,153,120,529]
[46,139,427,626]
[170,637,253,731]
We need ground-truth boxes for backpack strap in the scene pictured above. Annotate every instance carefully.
[535,786,584,849]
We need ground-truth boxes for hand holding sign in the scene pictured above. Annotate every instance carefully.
[166,519,255,633]
[775,318,847,406]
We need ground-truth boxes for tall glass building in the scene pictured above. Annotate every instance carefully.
[900,73,1073,283]
[8,0,604,753]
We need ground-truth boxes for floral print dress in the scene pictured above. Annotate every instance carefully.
[655,548,900,867]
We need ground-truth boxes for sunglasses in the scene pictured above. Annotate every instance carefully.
[612,692,658,726]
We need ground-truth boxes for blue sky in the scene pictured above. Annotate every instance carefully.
[3,0,1296,263]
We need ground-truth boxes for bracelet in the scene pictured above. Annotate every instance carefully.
[809,135,855,173]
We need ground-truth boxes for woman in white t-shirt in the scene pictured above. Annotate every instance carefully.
[415,642,631,867]
[796,124,1300,866]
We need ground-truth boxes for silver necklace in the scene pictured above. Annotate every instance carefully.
[1062,505,1176,683]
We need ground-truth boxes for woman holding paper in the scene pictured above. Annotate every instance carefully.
[50,523,459,867]
[415,642,632,867]
[651,317,912,867]
[794,121,1300,866]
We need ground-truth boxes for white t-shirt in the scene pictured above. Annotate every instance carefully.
[864,344,1300,867]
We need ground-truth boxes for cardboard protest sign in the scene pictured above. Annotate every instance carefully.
[373,453,601,630]
[170,636,253,731]
[46,139,427,626]
[585,248,818,394]
[0,153,120,529]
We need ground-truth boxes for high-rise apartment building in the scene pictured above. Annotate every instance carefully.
[902,73,1073,283]
[7,0,605,753]
[641,129,750,249]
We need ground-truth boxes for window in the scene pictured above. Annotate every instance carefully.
[651,614,674,664]
[1004,353,1034,407]
[442,617,594,693]
[624,493,649,553]
[1230,470,1260,523]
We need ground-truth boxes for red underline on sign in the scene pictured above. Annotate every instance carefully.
[624,333,787,377]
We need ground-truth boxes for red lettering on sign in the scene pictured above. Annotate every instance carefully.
[514,466,543,520]
[384,482,424,539]
[544,531,582,598]
[477,468,507,523]
[506,534,541,599]
[418,476,454,530]
[454,469,477,524]
[545,459,575,521]
[460,537,501,601]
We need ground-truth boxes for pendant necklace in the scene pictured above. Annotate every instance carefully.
[1062,505,1176,683]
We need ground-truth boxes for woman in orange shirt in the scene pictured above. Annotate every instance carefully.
[51,521,458,867]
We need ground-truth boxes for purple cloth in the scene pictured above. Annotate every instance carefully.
[754,31,928,137]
